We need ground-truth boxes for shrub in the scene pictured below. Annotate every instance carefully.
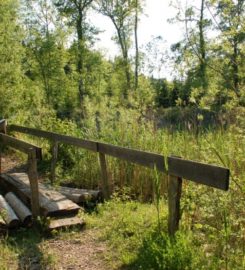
[131,230,195,270]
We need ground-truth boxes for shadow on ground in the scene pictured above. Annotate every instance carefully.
[6,226,50,270]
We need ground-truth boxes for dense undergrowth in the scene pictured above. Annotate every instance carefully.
[2,107,244,269]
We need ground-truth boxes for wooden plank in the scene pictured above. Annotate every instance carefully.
[0,173,80,217]
[58,186,102,203]
[8,125,97,152]
[5,192,32,227]
[168,156,229,190]
[48,216,85,231]
[99,153,110,199]
[0,195,20,228]
[168,175,182,236]
[0,133,42,160]
[50,140,58,184]
[97,142,166,172]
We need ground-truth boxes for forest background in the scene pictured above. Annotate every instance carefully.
[0,0,245,269]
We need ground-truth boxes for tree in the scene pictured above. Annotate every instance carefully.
[182,0,209,90]
[97,0,136,97]
[210,0,244,97]
[55,0,95,112]
[0,0,23,118]
[22,0,77,117]
[134,0,139,90]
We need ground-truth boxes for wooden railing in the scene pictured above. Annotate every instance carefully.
[7,124,230,235]
[0,121,42,217]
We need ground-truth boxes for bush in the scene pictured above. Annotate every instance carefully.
[131,230,195,270]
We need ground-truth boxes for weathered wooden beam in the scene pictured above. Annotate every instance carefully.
[168,156,229,190]
[0,173,80,217]
[0,133,42,160]
[8,125,97,152]
[50,140,58,184]
[58,186,102,203]
[97,142,166,172]
[48,216,85,231]
[99,152,110,199]
[5,192,32,227]
[28,150,40,218]
[168,175,182,236]
[0,195,20,228]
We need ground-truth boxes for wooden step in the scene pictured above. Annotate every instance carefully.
[57,186,102,204]
[0,173,80,217]
[48,216,85,231]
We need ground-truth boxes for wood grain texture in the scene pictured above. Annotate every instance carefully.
[0,133,42,160]
[8,125,97,152]
[99,152,110,199]
[168,156,229,190]
[0,173,80,217]
[48,216,85,231]
[0,195,20,228]
[168,175,182,236]
[97,142,166,172]
[5,192,32,226]
[28,151,40,217]
[58,186,102,203]
[50,140,58,184]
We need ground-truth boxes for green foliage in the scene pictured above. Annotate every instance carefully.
[0,1,245,269]
[0,227,56,269]
[131,231,195,270]
[86,195,168,267]
[0,0,23,118]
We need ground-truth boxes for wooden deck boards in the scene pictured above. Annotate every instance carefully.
[48,216,85,231]
[58,186,102,203]
[0,173,80,217]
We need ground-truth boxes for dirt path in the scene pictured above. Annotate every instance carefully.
[42,229,109,270]
[0,154,111,270]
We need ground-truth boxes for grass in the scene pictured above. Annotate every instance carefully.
[84,189,245,269]
[0,227,57,270]
[3,110,245,269]
[85,194,199,269]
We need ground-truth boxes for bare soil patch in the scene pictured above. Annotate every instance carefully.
[43,229,109,270]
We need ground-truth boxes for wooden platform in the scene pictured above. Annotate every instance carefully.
[0,173,80,217]
[58,186,102,204]
[48,216,85,231]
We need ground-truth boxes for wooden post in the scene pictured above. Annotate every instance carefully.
[99,153,110,199]
[168,175,182,236]
[28,150,40,218]
[0,119,7,134]
[0,144,2,174]
[50,140,58,184]
[0,119,6,174]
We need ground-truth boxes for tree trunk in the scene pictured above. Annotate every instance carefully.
[134,0,139,90]
[112,18,131,98]
[232,37,239,96]
[199,0,207,91]
[76,11,86,106]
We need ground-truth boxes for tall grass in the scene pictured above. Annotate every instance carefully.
[10,106,245,269]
